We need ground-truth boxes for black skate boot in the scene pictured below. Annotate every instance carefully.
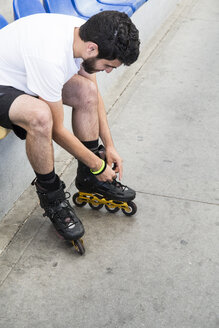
[73,146,137,216]
[33,178,85,254]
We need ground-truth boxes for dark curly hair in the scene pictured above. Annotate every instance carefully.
[79,11,140,66]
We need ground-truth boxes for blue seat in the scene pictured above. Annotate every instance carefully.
[13,0,46,20]
[72,0,134,18]
[0,14,8,28]
[43,0,86,19]
[96,0,146,12]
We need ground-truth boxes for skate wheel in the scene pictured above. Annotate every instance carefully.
[105,204,120,213]
[122,201,137,216]
[72,238,85,255]
[89,202,103,210]
[72,193,86,207]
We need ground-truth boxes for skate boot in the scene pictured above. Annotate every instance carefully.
[73,146,137,216]
[33,178,85,255]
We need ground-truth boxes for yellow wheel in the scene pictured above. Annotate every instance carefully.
[105,205,120,213]
[72,238,85,255]
[72,193,87,207]
[89,196,103,210]
[89,202,103,210]
[122,201,137,216]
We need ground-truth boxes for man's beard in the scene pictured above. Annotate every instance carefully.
[82,57,99,74]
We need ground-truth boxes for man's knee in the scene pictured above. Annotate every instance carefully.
[78,79,98,110]
[85,79,98,103]
[28,102,53,136]
[63,77,98,109]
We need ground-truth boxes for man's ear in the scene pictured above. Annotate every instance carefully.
[86,42,98,57]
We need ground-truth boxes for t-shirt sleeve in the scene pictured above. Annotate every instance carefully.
[23,55,65,102]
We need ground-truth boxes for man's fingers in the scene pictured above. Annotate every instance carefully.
[117,161,123,181]
[119,168,123,181]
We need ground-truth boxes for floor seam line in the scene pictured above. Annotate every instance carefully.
[136,190,219,206]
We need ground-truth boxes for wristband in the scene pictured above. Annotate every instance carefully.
[90,160,107,175]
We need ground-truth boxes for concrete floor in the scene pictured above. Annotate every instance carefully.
[0,0,219,327]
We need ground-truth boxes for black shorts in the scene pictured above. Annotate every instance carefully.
[0,85,27,140]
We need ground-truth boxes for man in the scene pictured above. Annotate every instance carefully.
[0,11,140,243]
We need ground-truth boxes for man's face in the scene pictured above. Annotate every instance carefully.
[82,57,122,74]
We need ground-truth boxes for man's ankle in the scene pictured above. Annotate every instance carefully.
[35,170,60,192]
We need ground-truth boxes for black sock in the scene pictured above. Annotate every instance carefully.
[82,139,99,151]
[35,169,60,191]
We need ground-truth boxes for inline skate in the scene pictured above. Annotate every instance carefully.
[72,146,137,216]
[32,178,85,255]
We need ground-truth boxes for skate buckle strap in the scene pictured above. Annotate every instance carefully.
[90,160,107,176]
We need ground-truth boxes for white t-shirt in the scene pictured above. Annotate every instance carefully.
[0,13,85,102]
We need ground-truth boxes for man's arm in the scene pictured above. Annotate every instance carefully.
[78,68,123,180]
[40,98,116,181]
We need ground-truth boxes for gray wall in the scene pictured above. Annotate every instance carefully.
[0,0,182,220]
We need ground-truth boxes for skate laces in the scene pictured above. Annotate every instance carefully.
[58,192,77,229]
[31,177,37,186]
[48,189,77,229]
[112,179,128,192]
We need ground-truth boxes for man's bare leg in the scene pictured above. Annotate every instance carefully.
[62,75,99,142]
[9,93,85,243]
[9,94,54,174]
[62,74,136,211]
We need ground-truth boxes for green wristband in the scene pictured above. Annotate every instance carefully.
[90,160,107,175]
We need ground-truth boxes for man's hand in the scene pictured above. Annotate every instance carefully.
[96,164,117,182]
[105,146,123,181]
